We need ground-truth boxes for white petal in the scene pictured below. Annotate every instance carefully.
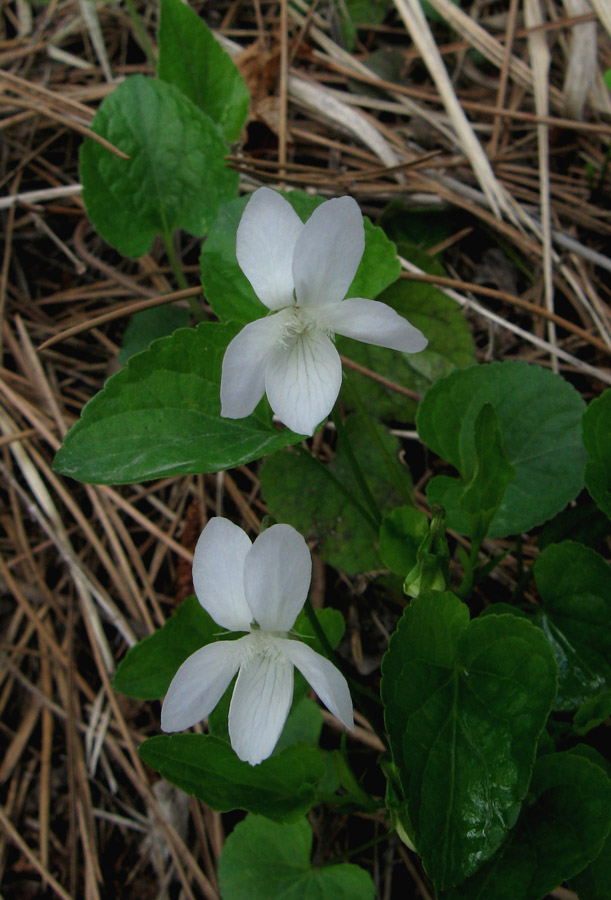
[220,315,281,419]
[228,644,294,765]
[236,187,304,310]
[161,639,242,732]
[265,330,342,436]
[244,524,312,632]
[322,297,428,352]
[292,197,365,307]
[282,640,354,730]
[192,518,253,631]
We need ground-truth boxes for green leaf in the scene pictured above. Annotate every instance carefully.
[158,0,249,142]
[80,75,238,258]
[200,191,400,327]
[573,689,611,735]
[444,751,611,900]
[218,815,375,900]
[113,596,221,700]
[537,501,610,552]
[379,505,429,576]
[139,735,325,822]
[260,415,406,573]
[338,262,476,423]
[292,607,346,657]
[381,591,558,889]
[117,305,190,364]
[53,322,300,484]
[338,0,392,51]
[417,361,586,537]
[459,404,515,541]
[273,698,323,755]
[533,541,611,710]
[583,389,611,520]
[568,747,611,900]
[380,205,455,252]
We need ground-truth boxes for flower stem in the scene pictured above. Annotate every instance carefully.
[295,446,378,534]
[342,372,413,507]
[162,231,204,322]
[331,407,382,527]
[457,535,483,599]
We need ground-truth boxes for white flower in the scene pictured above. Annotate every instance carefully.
[220,187,428,436]
[161,517,354,766]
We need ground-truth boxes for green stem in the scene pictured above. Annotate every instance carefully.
[162,232,204,321]
[342,373,413,507]
[457,535,483,600]
[331,407,382,527]
[123,0,157,68]
[325,828,393,865]
[295,446,378,534]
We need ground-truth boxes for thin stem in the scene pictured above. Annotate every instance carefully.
[331,407,382,527]
[303,596,336,660]
[342,372,414,507]
[295,445,378,534]
[162,232,204,322]
[123,0,157,68]
[325,828,394,865]
[457,535,483,600]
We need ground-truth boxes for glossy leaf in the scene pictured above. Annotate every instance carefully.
[53,323,300,484]
[139,735,325,822]
[260,415,407,573]
[417,361,586,537]
[533,541,611,710]
[80,75,238,258]
[583,389,611,520]
[381,591,557,889]
[158,0,249,142]
[200,191,400,326]
[218,815,375,900]
[444,751,611,900]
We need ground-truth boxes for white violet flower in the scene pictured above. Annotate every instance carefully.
[220,187,428,436]
[161,517,354,766]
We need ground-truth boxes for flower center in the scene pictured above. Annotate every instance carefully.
[238,629,287,666]
[273,306,332,349]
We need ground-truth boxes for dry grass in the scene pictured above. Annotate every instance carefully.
[1,0,609,897]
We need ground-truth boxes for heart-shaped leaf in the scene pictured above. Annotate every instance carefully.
[381,591,557,889]
[218,814,375,899]
[417,361,586,537]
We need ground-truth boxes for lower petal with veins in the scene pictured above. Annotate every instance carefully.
[228,643,294,765]
[265,328,342,436]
